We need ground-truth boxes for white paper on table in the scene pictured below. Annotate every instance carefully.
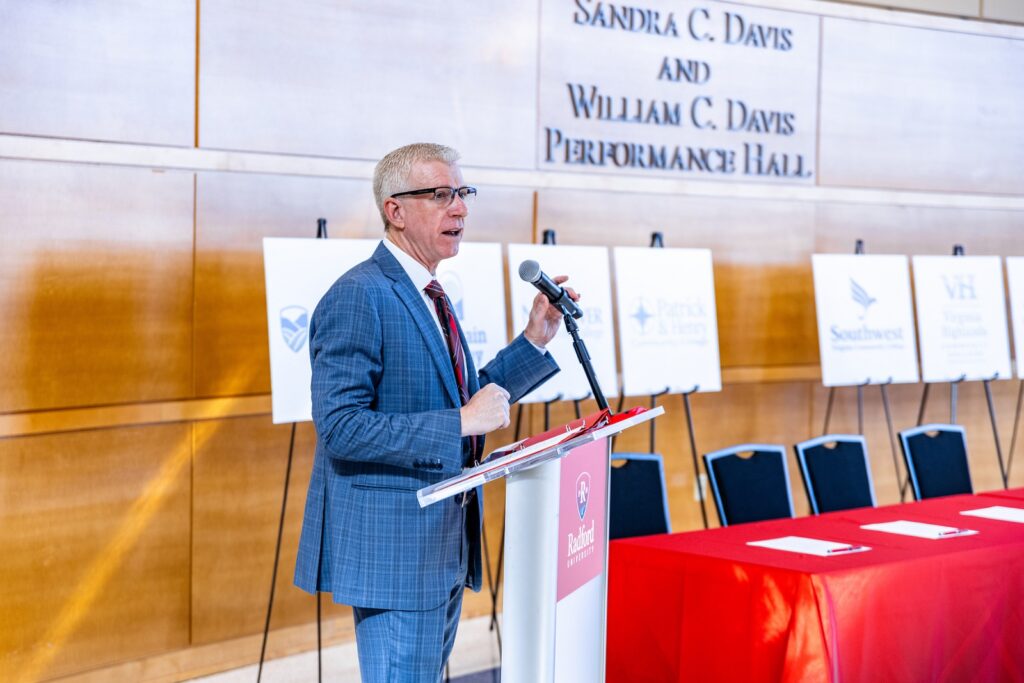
[747,536,871,556]
[861,520,978,539]
[960,506,1024,524]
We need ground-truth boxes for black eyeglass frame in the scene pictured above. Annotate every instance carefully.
[389,186,478,204]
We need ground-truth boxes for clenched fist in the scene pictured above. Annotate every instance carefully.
[460,383,511,436]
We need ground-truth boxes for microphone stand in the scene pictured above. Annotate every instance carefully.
[560,305,609,412]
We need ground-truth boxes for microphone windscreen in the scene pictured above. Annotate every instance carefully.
[518,259,542,283]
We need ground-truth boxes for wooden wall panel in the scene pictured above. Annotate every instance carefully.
[194,172,533,397]
[0,160,194,413]
[819,17,1024,194]
[984,0,1024,23]
[536,190,819,367]
[0,424,191,681]
[814,202,1024,255]
[199,0,538,169]
[0,2,194,146]
[194,172,374,397]
[191,416,350,644]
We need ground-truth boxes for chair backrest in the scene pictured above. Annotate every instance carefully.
[794,434,877,515]
[703,444,794,527]
[899,423,973,499]
[609,453,671,540]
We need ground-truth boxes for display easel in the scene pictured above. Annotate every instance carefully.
[913,244,1009,488]
[819,240,908,501]
[614,232,709,528]
[258,218,328,683]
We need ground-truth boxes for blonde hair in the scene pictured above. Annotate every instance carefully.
[373,143,461,230]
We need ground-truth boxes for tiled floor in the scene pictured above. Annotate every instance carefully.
[189,614,502,682]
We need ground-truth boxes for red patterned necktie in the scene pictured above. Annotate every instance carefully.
[424,280,478,464]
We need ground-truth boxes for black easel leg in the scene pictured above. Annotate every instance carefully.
[822,386,836,435]
[916,383,931,426]
[481,520,497,641]
[489,404,524,653]
[880,384,908,502]
[492,524,504,653]
[683,391,708,529]
[857,384,864,436]
[1008,380,1023,482]
[257,422,296,682]
[647,389,671,454]
[983,379,1009,489]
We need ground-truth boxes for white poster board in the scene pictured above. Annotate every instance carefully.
[434,242,509,371]
[912,255,1011,383]
[613,247,721,395]
[507,244,618,403]
[811,254,920,386]
[264,237,378,424]
[1007,257,1024,379]
[264,239,509,424]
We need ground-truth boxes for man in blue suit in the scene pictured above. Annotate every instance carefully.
[294,143,575,681]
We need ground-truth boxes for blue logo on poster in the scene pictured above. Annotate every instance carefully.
[850,279,876,319]
[631,298,654,334]
[440,272,465,320]
[280,305,309,352]
[576,472,591,520]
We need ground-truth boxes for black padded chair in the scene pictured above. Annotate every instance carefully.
[899,423,973,500]
[703,444,794,527]
[794,434,877,514]
[609,453,671,540]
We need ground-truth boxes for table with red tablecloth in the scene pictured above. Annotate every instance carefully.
[980,486,1024,503]
[606,493,1024,683]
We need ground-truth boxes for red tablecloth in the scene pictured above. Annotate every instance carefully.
[979,486,1024,502]
[607,494,1024,683]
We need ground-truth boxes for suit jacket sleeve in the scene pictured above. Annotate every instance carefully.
[310,277,466,472]
[478,333,559,405]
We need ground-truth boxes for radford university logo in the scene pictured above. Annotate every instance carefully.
[576,472,591,520]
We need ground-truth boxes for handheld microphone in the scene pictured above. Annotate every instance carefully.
[518,260,583,319]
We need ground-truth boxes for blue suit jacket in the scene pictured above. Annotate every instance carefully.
[294,242,559,610]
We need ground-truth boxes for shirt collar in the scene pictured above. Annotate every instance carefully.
[382,237,435,292]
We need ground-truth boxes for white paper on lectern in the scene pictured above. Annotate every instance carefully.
[613,247,721,395]
[507,244,618,403]
[912,255,1011,383]
[264,239,508,424]
[1004,257,1024,378]
[264,237,377,424]
[811,254,919,386]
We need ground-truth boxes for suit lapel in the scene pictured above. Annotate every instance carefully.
[373,244,461,407]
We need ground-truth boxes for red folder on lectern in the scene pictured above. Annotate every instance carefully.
[416,406,653,508]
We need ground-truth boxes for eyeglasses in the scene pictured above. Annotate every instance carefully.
[390,186,477,207]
